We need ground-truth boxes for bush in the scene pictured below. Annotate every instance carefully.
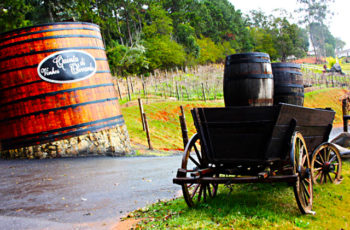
[145,36,186,71]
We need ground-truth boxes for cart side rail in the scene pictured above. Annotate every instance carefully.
[265,103,335,159]
[191,106,280,164]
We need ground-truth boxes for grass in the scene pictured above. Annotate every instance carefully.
[342,63,350,71]
[127,161,350,229]
[304,63,350,73]
[304,88,349,124]
[122,101,224,151]
[122,88,349,151]
[119,87,350,229]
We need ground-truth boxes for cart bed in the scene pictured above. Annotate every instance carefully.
[192,103,335,164]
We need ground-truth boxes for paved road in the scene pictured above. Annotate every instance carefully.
[0,127,345,230]
[329,126,343,140]
[0,155,182,230]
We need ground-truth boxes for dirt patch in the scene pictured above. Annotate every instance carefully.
[112,218,144,230]
[294,57,326,64]
[121,98,177,108]
[152,110,170,122]
[304,86,322,93]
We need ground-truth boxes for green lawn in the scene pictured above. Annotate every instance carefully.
[120,87,350,229]
[122,88,348,152]
[129,161,350,229]
[122,101,224,151]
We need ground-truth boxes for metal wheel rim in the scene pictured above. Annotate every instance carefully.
[181,133,218,207]
[311,143,342,184]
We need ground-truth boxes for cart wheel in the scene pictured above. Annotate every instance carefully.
[290,132,314,214]
[311,143,342,184]
[181,133,218,207]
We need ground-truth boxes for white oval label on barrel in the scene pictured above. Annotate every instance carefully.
[37,50,97,83]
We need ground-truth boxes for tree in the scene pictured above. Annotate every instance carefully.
[0,0,256,73]
[271,17,308,61]
[142,4,173,39]
[176,23,199,58]
[248,11,308,61]
[107,39,149,76]
[297,0,334,62]
[309,22,336,57]
[0,0,32,32]
[247,9,271,29]
[335,37,346,56]
[250,27,278,60]
[145,36,186,70]
[196,36,225,64]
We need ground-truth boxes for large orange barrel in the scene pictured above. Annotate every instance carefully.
[0,22,126,152]
[272,62,304,106]
[224,52,273,107]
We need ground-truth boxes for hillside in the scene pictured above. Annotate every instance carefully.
[122,88,349,152]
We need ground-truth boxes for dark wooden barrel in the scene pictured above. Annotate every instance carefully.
[0,22,124,150]
[272,62,304,106]
[224,52,273,107]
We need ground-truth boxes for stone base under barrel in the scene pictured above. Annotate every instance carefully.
[0,124,133,159]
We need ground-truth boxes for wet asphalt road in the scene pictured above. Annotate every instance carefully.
[0,155,182,230]
[0,127,345,230]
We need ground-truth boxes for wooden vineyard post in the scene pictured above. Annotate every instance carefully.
[142,75,147,98]
[116,79,122,100]
[126,76,131,101]
[176,83,180,101]
[179,106,189,149]
[202,83,207,102]
[130,76,134,93]
[206,82,209,100]
[143,113,153,150]
[185,88,190,101]
[138,98,145,131]
[181,86,184,99]
[342,98,349,132]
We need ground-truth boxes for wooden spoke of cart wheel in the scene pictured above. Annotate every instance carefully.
[190,184,200,199]
[193,144,202,164]
[181,133,219,207]
[290,132,314,214]
[311,143,342,185]
[189,156,200,168]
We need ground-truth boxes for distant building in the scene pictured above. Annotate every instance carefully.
[337,49,350,57]
[307,50,316,56]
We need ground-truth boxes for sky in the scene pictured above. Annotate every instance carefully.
[229,0,350,50]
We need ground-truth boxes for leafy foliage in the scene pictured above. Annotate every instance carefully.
[107,40,149,76]
[248,11,309,61]
[296,0,344,60]
[1,0,340,74]
[197,37,225,65]
[0,0,32,31]
[145,36,186,70]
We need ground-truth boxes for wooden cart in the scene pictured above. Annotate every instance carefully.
[173,103,342,214]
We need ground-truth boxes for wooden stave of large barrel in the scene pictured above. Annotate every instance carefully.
[224,52,274,107]
[272,62,304,106]
[0,22,124,151]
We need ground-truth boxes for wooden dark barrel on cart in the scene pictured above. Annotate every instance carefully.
[272,62,304,106]
[0,22,124,151]
[224,52,273,107]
